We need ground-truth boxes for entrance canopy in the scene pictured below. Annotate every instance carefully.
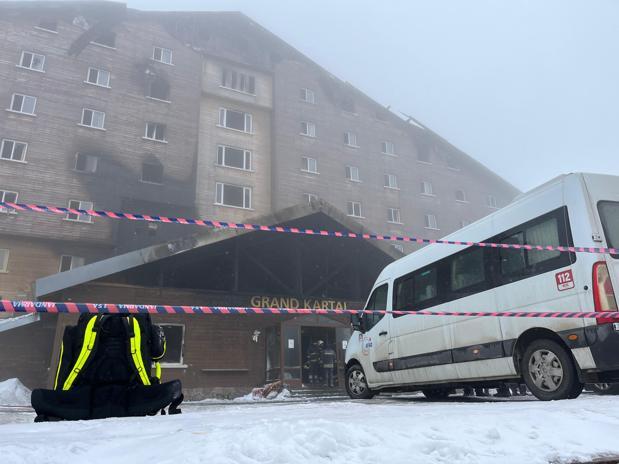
[36,201,401,305]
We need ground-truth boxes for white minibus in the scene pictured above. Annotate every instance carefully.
[345,173,619,401]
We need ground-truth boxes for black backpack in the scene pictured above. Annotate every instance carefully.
[54,314,166,390]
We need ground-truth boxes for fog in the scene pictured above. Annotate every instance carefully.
[129,0,619,192]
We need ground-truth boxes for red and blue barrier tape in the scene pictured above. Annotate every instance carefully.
[0,201,616,255]
[1,300,618,319]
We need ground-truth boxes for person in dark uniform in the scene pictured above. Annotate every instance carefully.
[306,340,323,385]
[321,343,337,387]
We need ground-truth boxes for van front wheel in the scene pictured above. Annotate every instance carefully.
[345,364,375,400]
[521,339,582,401]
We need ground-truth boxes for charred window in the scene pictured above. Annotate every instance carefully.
[36,19,57,32]
[92,31,116,48]
[147,76,170,101]
[141,161,164,184]
[75,153,98,173]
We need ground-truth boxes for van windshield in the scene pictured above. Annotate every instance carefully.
[598,201,619,257]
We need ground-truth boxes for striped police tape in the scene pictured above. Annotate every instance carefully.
[0,201,616,255]
[1,300,618,319]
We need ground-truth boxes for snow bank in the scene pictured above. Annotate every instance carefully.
[2,395,619,463]
[0,379,31,406]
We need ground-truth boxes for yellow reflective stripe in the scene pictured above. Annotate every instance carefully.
[130,318,151,386]
[154,361,161,381]
[153,338,166,361]
[53,341,64,390]
[63,316,99,391]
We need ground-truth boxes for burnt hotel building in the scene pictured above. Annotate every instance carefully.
[0,2,519,396]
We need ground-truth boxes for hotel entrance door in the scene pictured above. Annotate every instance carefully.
[275,315,351,390]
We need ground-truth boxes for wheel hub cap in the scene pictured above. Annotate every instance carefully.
[349,370,367,395]
[528,349,564,392]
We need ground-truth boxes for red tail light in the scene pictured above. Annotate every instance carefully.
[593,261,618,324]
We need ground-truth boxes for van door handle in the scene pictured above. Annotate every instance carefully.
[379,331,388,336]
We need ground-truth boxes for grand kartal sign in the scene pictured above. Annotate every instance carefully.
[249,296,353,310]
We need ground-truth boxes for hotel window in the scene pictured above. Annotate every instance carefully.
[86,67,111,87]
[303,193,318,204]
[74,153,98,173]
[344,131,358,147]
[92,31,115,48]
[146,76,170,101]
[153,47,173,65]
[0,190,18,214]
[301,156,318,174]
[345,165,360,182]
[381,141,395,155]
[66,200,93,223]
[19,51,45,72]
[447,154,459,170]
[424,213,439,230]
[59,255,85,273]
[487,195,498,208]
[144,122,166,142]
[219,108,253,133]
[222,69,255,94]
[216,183,252,209]
[417,147,432,163]
[455,189,467,202]
[341,98,356,113]
[384,174,398,189]
[421,181,434,196]
[0,249,8,272]
[141,161,164,184]
[300,121,316,137]
[217,145,252,171]
[1,139,27,162]
[388,208,402,224]
[9,94,37,115]
[347,201,362,218]
[159,324,185,365]
[80,108,105,129]
[300,88,315,104]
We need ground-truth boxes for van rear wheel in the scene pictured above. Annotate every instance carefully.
[345,364,375,399]
[521,339,582,401]
[589,383,619,395]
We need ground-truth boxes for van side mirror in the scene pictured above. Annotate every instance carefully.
[351,313,364,332]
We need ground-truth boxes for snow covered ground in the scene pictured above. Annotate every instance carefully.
[1,393,618,464]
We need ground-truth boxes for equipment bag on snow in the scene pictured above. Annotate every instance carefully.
[31,314,183,421]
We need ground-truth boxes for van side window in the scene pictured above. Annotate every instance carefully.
[598,201,619,258]
[527,218,561,265]
[393,265,439,316]
[414,268,437,304]
[364,284,388,330]
[451,247,486,295]
[495,207,575,285]
[394,276,413,312]
[500,232,526,278]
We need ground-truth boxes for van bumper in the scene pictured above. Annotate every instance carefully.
[582,323,619,380]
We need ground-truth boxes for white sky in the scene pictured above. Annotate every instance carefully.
[125,0,619,192]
